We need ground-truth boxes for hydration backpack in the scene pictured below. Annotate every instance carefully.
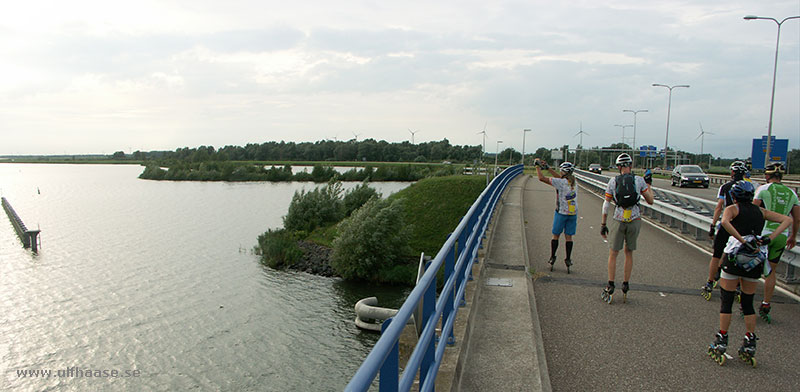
[614,173,639,208]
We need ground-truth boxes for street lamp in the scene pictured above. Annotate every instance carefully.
[494,140,503,176]
[652,83,690,169]
[623,109,648,167]
[522,129,531,166]
[744,14,800,168]
[614,124,633,146]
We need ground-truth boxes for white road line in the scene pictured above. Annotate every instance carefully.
[578,182,800,303]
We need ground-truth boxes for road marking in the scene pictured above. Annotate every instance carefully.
[578,182,800,304]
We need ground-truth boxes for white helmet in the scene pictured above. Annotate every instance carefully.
[559,162,575,174]
[615,153,632,167]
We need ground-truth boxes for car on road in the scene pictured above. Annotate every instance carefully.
[671,164,709,188]
[588,163,602,174]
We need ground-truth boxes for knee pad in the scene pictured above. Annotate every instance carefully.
[719,288,735,314]
[740,292,755,315]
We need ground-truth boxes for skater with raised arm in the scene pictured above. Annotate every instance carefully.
[535,159,578,273]
[707,180,791,367]
[752,162,800,323]
[600,153,654,303]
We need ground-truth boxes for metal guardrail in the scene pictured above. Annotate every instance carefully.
[575,170,799,284]
[346,164,524,392]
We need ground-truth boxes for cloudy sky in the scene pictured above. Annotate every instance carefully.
[1,1,798,159]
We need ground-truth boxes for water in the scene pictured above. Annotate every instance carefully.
[0,164,411,391]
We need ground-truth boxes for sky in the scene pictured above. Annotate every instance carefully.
[0,1,798,159]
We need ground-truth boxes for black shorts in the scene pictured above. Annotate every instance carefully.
[712,228,731,259]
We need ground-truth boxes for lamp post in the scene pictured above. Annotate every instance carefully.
[522,129,531,166]
[614,124,633,146]
[652,83,690,169]
[494,140,503,176]
[623,109,648,167]
[744,14,800,168]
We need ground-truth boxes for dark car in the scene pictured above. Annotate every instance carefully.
[671,165,709,188]
[588,163,602,174]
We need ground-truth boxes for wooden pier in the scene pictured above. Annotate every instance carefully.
[2,197,40,252]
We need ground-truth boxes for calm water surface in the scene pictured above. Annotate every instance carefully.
[0,164,410,391]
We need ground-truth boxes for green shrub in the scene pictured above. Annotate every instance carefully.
[343,182,381,216]
[331,198,411,281]
[256,228,303,268]
[283,181,344,233]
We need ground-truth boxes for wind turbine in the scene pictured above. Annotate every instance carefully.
[696,122,714,159]
[408,128,419,144]
[574,123,590,167]
[352,131,361,142]
[477,122,487,162]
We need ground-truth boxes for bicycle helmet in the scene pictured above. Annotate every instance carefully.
[730,161,747,180]
[765,162,785,179]
[559,162,575,174]
[731,180,755,203]
[615,153,632,167]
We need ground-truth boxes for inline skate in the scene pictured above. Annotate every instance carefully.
[622,281,630,303]
[700,281,714,301]
[601,283,614,304]
[759,302,771,324]
[548,255,556,271]
[738,333,758,367]
[564,258,573,274]
[707,331,728,365]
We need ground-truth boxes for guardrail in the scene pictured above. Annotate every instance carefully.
[574,170,799,284]
[345,164,523,392]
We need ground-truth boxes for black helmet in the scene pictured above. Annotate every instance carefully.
[730,161,747,180]
[615,153,632,167]
[765,162,785,178]
[559,162,575,174]
[731,180,755,203]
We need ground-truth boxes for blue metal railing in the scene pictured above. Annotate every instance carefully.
[346,164,524,392]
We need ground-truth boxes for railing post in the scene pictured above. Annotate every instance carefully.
[443,244,456,345]
[379,318,399,392]
[420,276,436,387]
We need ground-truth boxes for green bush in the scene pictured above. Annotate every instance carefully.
[283,181,344,233]
[331,198,411,281]
[343,182,382,216]
[256,228,303,268]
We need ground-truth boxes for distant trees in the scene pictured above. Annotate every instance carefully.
[151,139,481,165]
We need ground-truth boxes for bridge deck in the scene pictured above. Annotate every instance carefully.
[456,173,800,391]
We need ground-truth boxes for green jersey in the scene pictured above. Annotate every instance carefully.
[754,182,799,235]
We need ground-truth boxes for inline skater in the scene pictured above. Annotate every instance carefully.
[702,161,747,300]
[753,162,800,323]
[535,159,578,273]
[600,153,654,303]
[707,180,791,366]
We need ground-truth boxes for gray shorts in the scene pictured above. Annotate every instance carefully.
[609,219,642,251]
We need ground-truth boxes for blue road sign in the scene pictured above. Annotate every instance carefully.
[751,136,788,170]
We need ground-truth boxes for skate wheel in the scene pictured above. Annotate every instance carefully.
[751,357,757,368]
[718,356,726,365]
[623,293,627,303]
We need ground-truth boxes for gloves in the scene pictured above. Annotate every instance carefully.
[758,235,771,246]
[540,161,549,170]
[644,169,652,185]
[708,224,715,239]
[600,224,609,236]
[740,239,759,254]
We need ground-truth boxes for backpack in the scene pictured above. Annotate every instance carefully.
[614,173,639,208]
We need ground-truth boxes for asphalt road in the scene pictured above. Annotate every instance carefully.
[522,175,800,391]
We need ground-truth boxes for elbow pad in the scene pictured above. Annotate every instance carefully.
[602,199,611,215]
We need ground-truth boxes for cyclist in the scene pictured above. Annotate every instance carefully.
[535,159,578,272]
[600,153,654,303]
[752,162,800,322]
[701,161,748,300]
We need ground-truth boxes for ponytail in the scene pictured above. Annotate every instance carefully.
[564,173,575,189]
